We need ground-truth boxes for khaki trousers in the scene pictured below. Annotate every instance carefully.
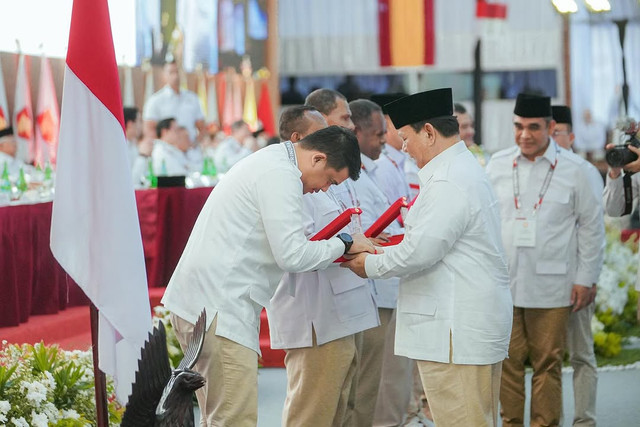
[373,310,414,426]
[281,332,358,427]
[500,306,571,427]
[416,357,502,427]
[352,308,413,427]
[171,313,258,427]
[566,302,597,427]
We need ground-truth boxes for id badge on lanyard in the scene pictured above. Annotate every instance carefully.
[514,216,536,247]
[512,153,557,248]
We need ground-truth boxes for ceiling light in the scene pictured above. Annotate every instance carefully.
[552,0,578,14]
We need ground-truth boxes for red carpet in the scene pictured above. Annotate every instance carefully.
[0,287,286,367]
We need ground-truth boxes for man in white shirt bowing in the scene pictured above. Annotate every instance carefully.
[486,93,604,427]
[162,125,375,426]
[342,88,513,427]
[268,105,380,426]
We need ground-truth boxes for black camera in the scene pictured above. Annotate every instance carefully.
[605,135,640,168]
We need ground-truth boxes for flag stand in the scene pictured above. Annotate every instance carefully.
[90,303,110,427]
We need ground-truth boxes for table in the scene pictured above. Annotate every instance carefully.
[136,186,212,287]
[0,187,213,327]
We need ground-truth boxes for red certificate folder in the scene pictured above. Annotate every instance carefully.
[310,207,362,241]
[365,197,408,238]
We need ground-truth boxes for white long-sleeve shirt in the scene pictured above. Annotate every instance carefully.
[162,143,345,353]
[143,85,204,142]
[486,141,605,308]
[214,137,252,173]
[603,169,640,292]
[364,141,513,364]
[151,140,190,176]
[268,191,379,349]
[332,154,403,309]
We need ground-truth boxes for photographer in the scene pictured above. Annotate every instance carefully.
[603,121,640,324]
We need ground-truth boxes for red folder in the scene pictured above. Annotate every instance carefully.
[365,197,408,238]
[310,207,362,241]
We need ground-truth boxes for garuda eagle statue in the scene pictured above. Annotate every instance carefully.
[121,309,207,427]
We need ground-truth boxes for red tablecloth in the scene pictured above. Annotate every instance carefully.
[136,186,212,287]
[0,202,88,327]
[0,187,213,327]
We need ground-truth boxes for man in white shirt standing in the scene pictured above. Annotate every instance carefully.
[143,60,205,143]
[268,105,380,426]
[338,98,413,427]
[486,94,605,427]
[343,88,513,427]
[162,125,376,426]
[151,118,190,176]
[602,124,640,326]
[551,104,603,427]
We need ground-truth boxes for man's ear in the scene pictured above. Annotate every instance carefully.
[311,152,327,166]
[290,131,300,143]
[424,123,436,145]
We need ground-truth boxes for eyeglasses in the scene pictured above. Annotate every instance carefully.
[552,130,570,137]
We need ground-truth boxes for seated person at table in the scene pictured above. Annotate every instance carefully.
[0,127,32,178]
[151,118,190,176]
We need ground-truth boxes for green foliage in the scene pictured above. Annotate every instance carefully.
[593,331,623,358]
[0,341,123,426]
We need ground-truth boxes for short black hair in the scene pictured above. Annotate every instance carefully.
[156,117,175,138]
[279,105,319,141]
[305,89,346,115]
[123,107,139,125]
[298,126,361,181]
[409,116,460,138]
[453,103,467,115]
[349,99,382,129]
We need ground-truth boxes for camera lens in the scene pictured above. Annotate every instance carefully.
[606,147,627,168]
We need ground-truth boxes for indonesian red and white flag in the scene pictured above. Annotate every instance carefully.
[35,54,60,168]
[13,54,34,162]
[50,0,151,403]
[0,58,9,130]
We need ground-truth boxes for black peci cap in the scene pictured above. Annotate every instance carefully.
[514,93,552,118]
[385,88,454,129]
[551,105,572,126]
[370,93,408,114]
[0,126,14,139]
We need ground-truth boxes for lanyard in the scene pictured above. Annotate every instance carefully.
[512,152,558,212]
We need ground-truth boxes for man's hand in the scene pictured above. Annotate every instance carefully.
[571,284,591,312]
[369,232,391,246]
[606,143,640,176]
[348,233,377,255]
[340,252,369,278]
[623,145,640,173]
[589,284,597,305]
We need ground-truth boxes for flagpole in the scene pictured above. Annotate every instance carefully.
[90,303,110,427]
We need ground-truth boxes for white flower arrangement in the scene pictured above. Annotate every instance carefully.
[593,221,640,357]
[0,341,123,426]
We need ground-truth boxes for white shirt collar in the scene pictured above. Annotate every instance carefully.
[515,139,559,165]
[383,144,406,165]
[417,140,467,185]
[361,153,377,173]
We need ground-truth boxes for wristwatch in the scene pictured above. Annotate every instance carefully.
[337,233,353,254]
